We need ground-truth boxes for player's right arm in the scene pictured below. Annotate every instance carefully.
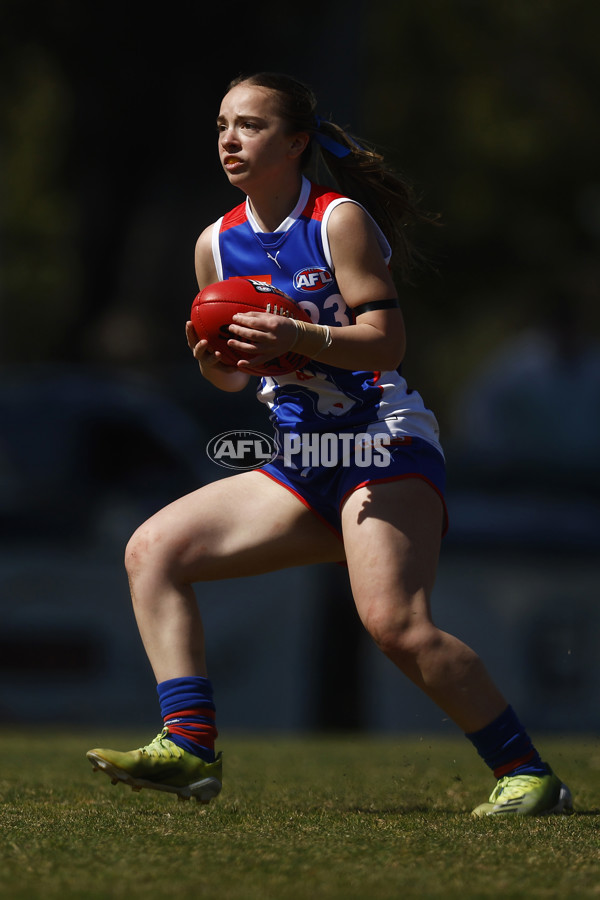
[187,225,251,393]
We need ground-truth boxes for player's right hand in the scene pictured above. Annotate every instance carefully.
[186,322,227,368]
[185,322,250,390]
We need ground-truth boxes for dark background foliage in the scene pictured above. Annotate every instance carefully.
[2,1,598,421]
[1,1,599,732]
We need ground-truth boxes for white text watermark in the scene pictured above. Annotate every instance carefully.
[206,430,393,470]
[282,433,391,468]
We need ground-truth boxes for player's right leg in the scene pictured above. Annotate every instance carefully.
[124,468,344,681]
[86,469,344,801]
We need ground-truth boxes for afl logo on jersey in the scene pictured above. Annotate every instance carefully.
[293,267,333,292]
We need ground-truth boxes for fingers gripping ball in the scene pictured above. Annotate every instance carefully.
[190,278,311,375]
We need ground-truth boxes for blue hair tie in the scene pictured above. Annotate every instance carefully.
[313,116,352,159]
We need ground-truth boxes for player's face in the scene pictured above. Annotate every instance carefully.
[217,84,306,190]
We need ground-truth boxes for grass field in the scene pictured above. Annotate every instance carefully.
[1,730,598,899]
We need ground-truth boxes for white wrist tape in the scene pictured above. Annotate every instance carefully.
[290,319,333,358]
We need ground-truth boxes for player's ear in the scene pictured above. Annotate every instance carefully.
[289,132,310,159]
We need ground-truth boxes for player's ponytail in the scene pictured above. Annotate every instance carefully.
[226,72,438,281]
[311,117,438,281]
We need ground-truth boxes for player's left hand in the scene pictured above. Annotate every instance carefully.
[227,311,298,368]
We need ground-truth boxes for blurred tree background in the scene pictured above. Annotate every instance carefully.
[363,0,600,434]
[1,0,599,436]
[1,0,600,734]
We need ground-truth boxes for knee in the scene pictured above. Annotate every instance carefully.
[363,607,439,664]
[124,521,153,583]
[124,518,179,584]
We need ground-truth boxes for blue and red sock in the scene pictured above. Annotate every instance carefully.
[157,676,218,763]
[466,705,548,779]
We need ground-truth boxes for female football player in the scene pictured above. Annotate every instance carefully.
[87,72,572,816]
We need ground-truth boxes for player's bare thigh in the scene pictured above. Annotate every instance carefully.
[340,478,444,627]
[126,469,345,583]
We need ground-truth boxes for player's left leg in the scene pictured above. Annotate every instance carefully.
[342,477,507,731]
[340,477,573,816]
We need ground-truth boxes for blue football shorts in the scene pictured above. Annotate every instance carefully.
[258,433,447,540]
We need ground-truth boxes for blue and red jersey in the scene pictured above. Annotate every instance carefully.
[210,176,442,455]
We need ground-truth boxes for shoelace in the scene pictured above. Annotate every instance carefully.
[139,729,181,759]
[493,774,544,800]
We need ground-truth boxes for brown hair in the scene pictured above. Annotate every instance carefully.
[225,72,438,281]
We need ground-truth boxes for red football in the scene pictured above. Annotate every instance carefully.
[190,278,311,375]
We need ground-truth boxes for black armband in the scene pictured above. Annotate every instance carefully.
[354,298,400,315]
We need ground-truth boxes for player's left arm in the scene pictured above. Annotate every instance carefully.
[228,203,406,372]
[315,201,406,371]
